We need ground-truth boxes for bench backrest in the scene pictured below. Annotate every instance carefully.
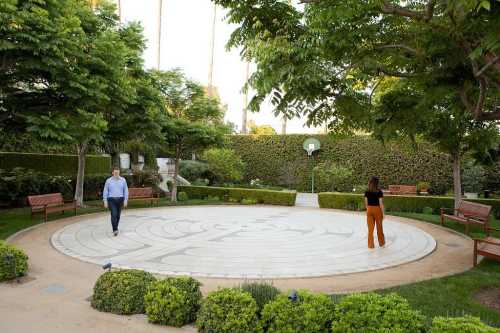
[458,201,492,220]
[27,193,64,207]
[388,185,417,194]
[129,187,154,199]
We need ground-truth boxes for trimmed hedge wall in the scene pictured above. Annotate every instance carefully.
[0,152,111,175]
[177,186,297,206]
[226,135,454,193]
[318,192,500,219]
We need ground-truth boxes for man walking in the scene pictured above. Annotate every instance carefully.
[103,167,128,236]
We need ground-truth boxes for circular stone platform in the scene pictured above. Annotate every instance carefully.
[51,206,436,278]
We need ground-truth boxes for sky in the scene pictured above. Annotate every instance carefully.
[119,0,322,134]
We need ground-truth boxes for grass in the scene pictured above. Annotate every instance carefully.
[380,211,500,327]
[0,197,226,240]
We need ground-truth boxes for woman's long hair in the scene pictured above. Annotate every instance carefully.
[368,177,379,192]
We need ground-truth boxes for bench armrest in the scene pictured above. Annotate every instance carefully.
[440,207,458,214]
[474,238,500,246]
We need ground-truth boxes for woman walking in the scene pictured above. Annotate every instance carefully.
[364,177,385,249]
[103,167,128,236]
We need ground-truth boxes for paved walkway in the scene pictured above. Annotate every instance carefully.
[0,205,473,333]
[51,206,436,278]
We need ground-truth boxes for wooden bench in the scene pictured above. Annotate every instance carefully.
[386,185,417,195]
[128,187,160,206]
[474,227,500,266]
[440,200,492,235]
[27,193,77,222]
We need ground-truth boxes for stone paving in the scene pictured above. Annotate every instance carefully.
[51,206,436,278]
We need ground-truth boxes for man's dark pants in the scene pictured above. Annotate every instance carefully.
[107,197,124,232]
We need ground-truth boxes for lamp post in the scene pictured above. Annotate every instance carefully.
[303,138,320,193]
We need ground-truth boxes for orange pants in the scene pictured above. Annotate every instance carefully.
[366,206,385,248]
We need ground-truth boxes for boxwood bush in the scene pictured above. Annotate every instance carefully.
[240,281,281,313]
[0,242,28,281]
[260,290,334,333]
[91,269,156,315]
[196,288,262,333]
[144,276,202,327]
[429,316,499,333]
[178,185,297,206]
[318,192,500,218]
[332,293,425,333]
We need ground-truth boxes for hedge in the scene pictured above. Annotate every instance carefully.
[318,192,500,219]
[0,152,111,176]
[226,135,454,193]
[177,185,297,206]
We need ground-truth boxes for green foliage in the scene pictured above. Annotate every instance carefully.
[226,135,454,193]
[178,186,297,206]
[91,269,156,315]
[417,182,431,193]
[318,192,500,219]
[463,162,487,193]
[177,192,189,202]
[196,288,262,333]
[240,281,281,313]
[260,290,334,333]
[144,276,202,327]
[332,293,425,333]
[0,152,111,175]
[422,207,434,215]
[249,124,277,135]
[0,168,73,206]
[179,160,209,181]
[0,241,28,281]
[241,198,257,205]
[429,316,499,333]
[202,148,245,184]
[314,162,354,192]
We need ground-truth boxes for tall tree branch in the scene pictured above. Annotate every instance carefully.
[374,44,418,55]
[381,0,437,21]
[475,55,500,78]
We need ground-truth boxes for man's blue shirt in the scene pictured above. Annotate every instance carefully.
[103,176,128,203]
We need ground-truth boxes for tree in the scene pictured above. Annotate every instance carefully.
[248,120,277,135]
[213,0,500,125]
[371,78,499,207]
[0,0,163,206]
[154,70,226,201]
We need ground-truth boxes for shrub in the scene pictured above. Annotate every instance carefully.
[202,148,245,184]
[207,195,220,201]
[241,198,257,205]
[422,206,434,215]
[240,281,281,313]
[462,161,487,193]
[260,290,334,333]
[226,135,455,192]
[428,316,499,333]
[179,160,209,181]
[144,276,202,327]
[178,186,297,206]
[332,293,424,333]
[318,192,500,218]
[0,242,28,281]
[192,178,209,186]
[417,181,430,193]
[91,269,156,315]
[314,162,354,192]
[197,288,262,333]
[353,184,368,194]
[177,191,189,201]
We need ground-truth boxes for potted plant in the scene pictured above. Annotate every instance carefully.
[417,181,430,195]
[462,162,486,199]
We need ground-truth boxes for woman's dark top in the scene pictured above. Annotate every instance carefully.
[364,190,383,206]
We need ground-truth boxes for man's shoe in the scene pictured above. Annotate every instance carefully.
[113,230,118,236]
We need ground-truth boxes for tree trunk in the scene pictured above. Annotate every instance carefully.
[75,142,88,207]
[452,152,462,209]
[171,144,180,202]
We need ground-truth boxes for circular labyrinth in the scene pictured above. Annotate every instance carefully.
[51,206,436,278]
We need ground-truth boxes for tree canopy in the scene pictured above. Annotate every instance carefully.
[214,0,500,128]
